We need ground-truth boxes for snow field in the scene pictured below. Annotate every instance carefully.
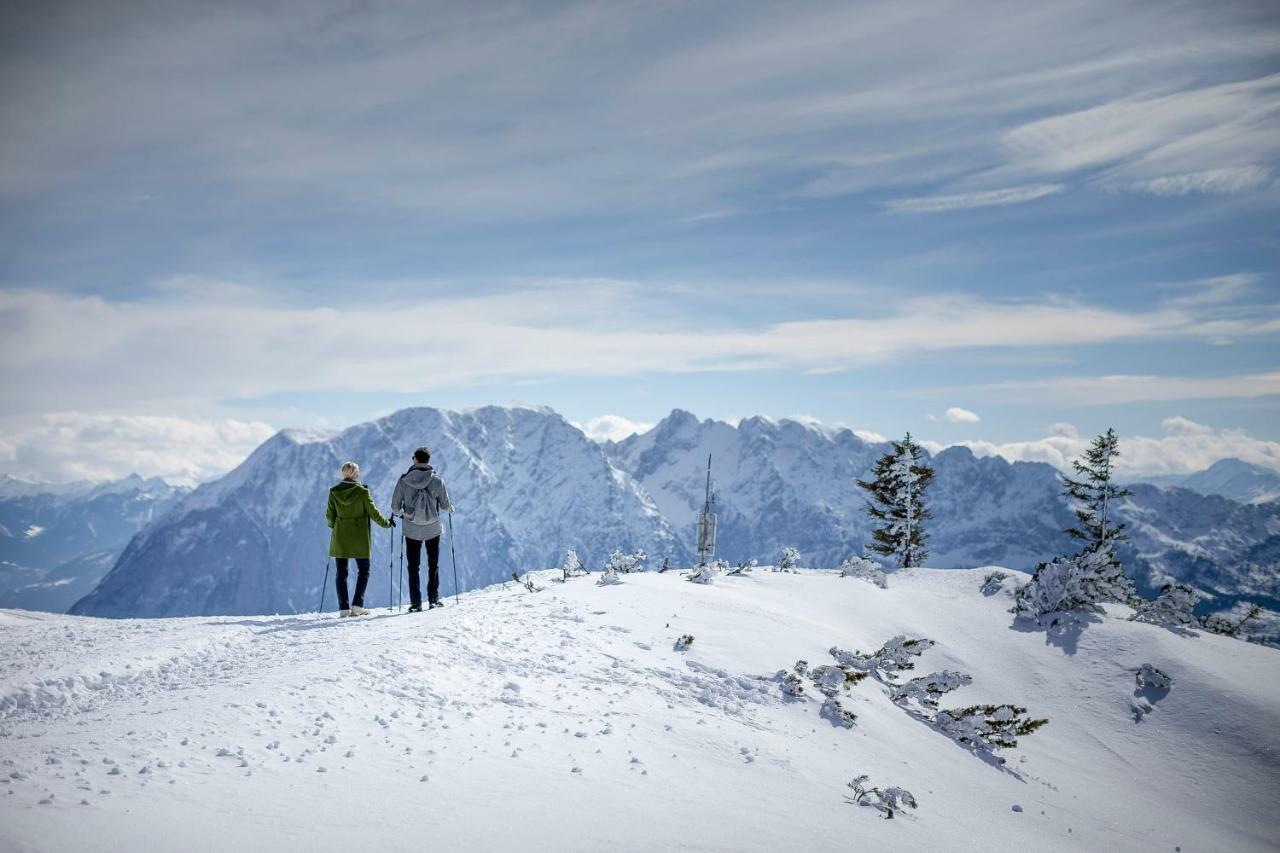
[1,568,1277,852]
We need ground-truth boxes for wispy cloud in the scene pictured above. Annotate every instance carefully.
[885,183,1065,214]
[1129,165,1272,196]
[933,370,1280,406]
[995,74,1280,188]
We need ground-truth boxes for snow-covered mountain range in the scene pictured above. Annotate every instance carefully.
[0,475,186,613]
[5,568,1279,852]
[63,405,1279,620]
[72,406,679,617]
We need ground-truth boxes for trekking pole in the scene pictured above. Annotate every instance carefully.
[399,532,406,610]
[447,510,460,605]
[387,521,395,611]
[319,557,330,615]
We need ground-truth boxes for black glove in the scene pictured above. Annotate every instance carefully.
[388,517,396,528]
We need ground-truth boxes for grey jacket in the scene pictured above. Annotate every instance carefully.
[391,463,453,541]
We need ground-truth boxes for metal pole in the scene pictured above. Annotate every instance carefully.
[399,532,405,610]
[387,521,395,611]
[447,511,460,605]
[319,558,330,615]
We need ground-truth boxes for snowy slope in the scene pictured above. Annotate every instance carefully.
[4,568,1278,853]
[72,406,682,617]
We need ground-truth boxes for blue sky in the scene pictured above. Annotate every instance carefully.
[0,0,1278,483]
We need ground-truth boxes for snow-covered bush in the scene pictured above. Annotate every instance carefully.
[597,553,628,586]
[688,559,725,584]
[675,634,695,650]
[727,558,756,576]
[830,635,935,679]
[1130,583,1200,627]
[821,696,858,728]
[981,571,1008,596]
[776,546,800,572]
[1135,663,1172,692]
[809,664,869,696]
[839,556,887,588]
[560,549,588,581]
[511,571,542,593]
[933,705,1047,755]
[848,775,918,819]
[1013,547,1136,620]
[776,668,806,698]
[599,549,645,585]
[1200,602,1264,638]
[891,671,973,710]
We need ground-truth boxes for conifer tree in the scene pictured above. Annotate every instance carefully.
[1063,427,1130,561]
[858,433,934,568]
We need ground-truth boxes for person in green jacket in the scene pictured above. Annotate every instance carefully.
[326,461,393,617]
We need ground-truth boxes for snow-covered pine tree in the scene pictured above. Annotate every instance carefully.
[777,546,800,572]
[858,433,934,569]
[1014,429,1138,620]
[1063,427,1130,561]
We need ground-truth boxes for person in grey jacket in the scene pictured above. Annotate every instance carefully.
[391,446,454,611]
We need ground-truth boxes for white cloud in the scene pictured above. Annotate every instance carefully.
[885,183,1065,214]
[855,430,888,444]
[943,406,981,423]
[1130,165,1271,196]
[1,283,1276,420]
[946,417,1280,477]
[577,415,654,443]
[942,371,1280,405]
[0,413,276,485]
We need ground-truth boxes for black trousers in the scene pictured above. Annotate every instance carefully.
[405,536,441,607]
[334,557,370,611]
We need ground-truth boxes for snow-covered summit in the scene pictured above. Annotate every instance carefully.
[4,567,1277,852]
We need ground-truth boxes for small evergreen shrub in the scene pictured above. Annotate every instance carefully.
[848,775,917,819]
[839,556,887,588]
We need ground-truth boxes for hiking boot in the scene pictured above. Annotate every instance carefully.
[428,600,445,609]
[407,604,422,613]
[349,606,370,616]
[338,609,351,618]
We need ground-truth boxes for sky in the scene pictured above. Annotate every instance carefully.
[1,0,1278,484]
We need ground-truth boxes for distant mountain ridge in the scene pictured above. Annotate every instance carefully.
[0,475,186,612]
[62,405,1280,619]
[1140,458,1280,505]
[72,406,680,617]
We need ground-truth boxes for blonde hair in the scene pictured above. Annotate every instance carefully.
[340,461,360,481]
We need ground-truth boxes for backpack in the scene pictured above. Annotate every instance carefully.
[404,476,436,525]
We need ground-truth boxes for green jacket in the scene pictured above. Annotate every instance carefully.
[326,480,391,558]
